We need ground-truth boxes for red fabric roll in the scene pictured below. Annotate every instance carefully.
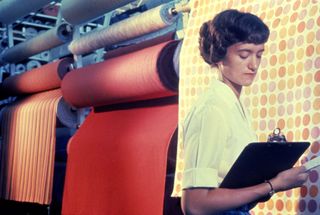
[1,58,73,96]
[61,41,179,108]
[62,97,178,215]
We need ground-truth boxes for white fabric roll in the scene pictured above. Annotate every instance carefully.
[69,3,178,55]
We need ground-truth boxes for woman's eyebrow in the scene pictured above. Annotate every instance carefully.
[237,48,265,53]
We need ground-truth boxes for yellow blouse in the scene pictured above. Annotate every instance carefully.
[182,79,257,189]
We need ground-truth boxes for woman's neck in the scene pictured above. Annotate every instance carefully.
[220,77,242,99]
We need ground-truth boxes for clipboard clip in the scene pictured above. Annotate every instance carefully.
[267,128,287,143]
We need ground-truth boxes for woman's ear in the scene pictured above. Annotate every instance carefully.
[214,62,224,81]
[216,62,223,72]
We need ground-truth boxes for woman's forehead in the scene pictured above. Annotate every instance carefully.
[228,42,265,52]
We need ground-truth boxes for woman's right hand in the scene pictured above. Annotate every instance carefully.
[270,166,309,192]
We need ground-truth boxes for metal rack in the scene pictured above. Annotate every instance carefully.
[0,0,188,79]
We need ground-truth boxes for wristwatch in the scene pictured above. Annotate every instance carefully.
[265,180,275,197]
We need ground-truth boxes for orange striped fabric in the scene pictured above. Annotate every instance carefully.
[0,89,61,204]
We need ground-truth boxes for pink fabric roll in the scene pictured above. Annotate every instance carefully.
[2,58,73,96]
[62,41,179,108]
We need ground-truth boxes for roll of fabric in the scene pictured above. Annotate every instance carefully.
[42,4,59,17]
[60,0,135,25]
[57,98,78,129]
[62,97,178,215]
[0,23,73,64]
[0,0,52,25]
[69,3,178,55]
[62,41,179,108]
[24,27,38,39]
[1,58,73,96]
[0,89,61,204]
[104,31,175,60]
[173,40,183,77]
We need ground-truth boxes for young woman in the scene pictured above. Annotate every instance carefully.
[181,9,309,215]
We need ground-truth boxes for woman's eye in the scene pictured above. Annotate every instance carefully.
[257,51,264,59]
[238,51,250,59]
[239,54,249,59]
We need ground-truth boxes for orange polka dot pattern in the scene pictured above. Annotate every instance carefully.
[173,0,320,214]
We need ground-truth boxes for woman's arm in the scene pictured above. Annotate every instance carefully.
[182,182,271,215]
[181,166,309,215]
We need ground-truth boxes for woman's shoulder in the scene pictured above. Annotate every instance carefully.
[186,95,229,123]
[195,90,232,113]
[183,79,235,122]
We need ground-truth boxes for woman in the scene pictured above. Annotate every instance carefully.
[181,9,308,215]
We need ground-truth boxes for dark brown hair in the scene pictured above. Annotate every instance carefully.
[199,9,270,66]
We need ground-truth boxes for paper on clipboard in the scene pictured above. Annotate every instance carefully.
[304,156,320,171]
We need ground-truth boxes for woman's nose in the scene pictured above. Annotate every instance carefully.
[249,57,259,71]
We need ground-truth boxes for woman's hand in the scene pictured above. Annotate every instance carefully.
[270,166,309,192]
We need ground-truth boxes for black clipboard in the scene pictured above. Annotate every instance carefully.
[220,142,310,189]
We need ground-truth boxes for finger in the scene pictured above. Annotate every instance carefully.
[299,165,307,172]
[295,166,307,173]
[298,173,309,182]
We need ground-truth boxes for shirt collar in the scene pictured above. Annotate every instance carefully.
[209,79,248,121]
[209,79,238,106]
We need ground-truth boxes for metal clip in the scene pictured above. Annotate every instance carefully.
[267,128,287,143]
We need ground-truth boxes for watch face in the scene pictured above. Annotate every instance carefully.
[265,180,275,197]
[269,190,275,197]
[273,128,281,135]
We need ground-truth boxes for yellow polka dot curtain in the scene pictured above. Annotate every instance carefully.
[173,0,320,214]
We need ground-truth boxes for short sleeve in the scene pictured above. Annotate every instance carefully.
[182,105,230,189]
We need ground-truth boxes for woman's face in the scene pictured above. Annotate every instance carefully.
[218,42,265,97]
